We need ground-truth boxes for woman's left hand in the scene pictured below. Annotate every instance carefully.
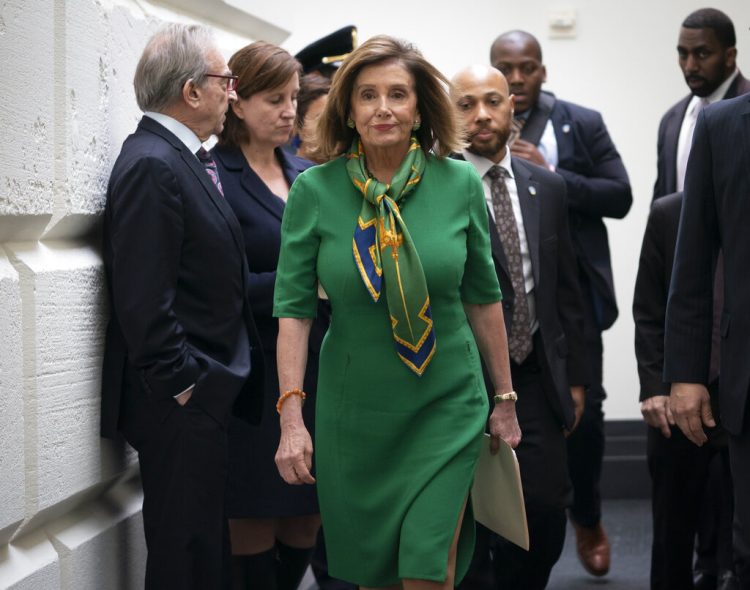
[488,401,522,453]
[275,420,316,485]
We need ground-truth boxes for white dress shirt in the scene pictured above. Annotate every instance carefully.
[144,111,203,155]
[538,118,559,169]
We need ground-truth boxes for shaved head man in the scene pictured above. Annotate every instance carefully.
[451,65,588,590]
[452,65,515,161]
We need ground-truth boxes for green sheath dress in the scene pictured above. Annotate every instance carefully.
[273,154,502,586]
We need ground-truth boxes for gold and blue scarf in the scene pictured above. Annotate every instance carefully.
[347,137,435,375]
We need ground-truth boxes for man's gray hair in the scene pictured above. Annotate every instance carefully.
[134,23,216,112]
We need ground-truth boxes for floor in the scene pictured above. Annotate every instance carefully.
[548,499,650,590]
[298,499,652,590]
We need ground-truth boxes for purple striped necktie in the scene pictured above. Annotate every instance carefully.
[196,147,224,197]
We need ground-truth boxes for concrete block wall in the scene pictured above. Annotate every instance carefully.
[0,1,265,587]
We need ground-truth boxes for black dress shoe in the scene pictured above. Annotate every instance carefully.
[694,571,717,590]
[716,570,740,590]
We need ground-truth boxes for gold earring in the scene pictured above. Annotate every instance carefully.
[412,118,421,131]
[347,117,355,129]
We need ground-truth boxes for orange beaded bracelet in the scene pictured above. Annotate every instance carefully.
[276,388,307,414]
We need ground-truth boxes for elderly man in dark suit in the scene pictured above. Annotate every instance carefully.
[451,64,588,590]
[665,92,750,590]
[654,8,750,201]
[100,23,263,589]
[489,29,632,578]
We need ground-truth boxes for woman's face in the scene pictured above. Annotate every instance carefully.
[232,72,300,148]
[349,60,418,154]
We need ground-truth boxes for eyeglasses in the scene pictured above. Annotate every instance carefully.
[205,73,239,92]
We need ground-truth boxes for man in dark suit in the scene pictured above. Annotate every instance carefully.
[665,92,750,590]
[451,64,588,590]
[654,8,750,201]
[634,193,735,590]
[490,29,633,578]
[642,9,745,589]
[100,24,263,589]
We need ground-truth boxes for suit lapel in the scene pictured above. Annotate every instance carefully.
[138,116,247,259]
[512,160,541,287]
[180,149,247,255]
[240,148,307,222]
[240,160,285,222]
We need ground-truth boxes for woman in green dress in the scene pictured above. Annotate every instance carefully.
[273,35,521,590]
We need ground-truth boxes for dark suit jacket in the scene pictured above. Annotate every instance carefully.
[100,116,263,438]
[212,145,328,357]
[633,192,682,400]
[455,154,588,429]
[664,94,750,435]
[522,96,632,331]
[653,71,750,200]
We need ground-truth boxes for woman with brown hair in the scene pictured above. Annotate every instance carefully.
[295,72,331,163]
[212,41,326,590]
[273,35,521,589]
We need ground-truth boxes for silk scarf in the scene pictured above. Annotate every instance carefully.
[347,136,435,375]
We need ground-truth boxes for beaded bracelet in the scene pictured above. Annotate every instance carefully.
[276,388,307,414]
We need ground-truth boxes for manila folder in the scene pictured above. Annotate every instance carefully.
[471,433,529,550]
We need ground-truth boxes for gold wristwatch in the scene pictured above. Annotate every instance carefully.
[493,391,518,403]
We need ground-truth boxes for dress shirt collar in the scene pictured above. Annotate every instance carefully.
[461,148,514,181]
[143,111,203,155]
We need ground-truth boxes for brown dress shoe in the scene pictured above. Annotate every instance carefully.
[572,521,610,577]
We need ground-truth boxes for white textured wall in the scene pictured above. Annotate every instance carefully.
[0,0,263,587]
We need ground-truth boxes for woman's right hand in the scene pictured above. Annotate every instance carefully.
[275,420,316,485]
[488,400,522,452]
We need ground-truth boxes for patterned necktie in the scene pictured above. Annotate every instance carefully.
[196,147,224,196]
[486,165,532,364]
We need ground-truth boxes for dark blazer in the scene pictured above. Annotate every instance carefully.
[664,94,750,435]
[522,96,632,331]
[653,71,750,200]
[211,145,327,356]
[456,154,588,429]
[100,116,264,438]
[633,192,682,400]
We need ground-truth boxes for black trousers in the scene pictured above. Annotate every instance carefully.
[729,424,750,588]
[461,339,569,590]
[648,418,732,590]
[120,376,230,590]
[567,278,606,528]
